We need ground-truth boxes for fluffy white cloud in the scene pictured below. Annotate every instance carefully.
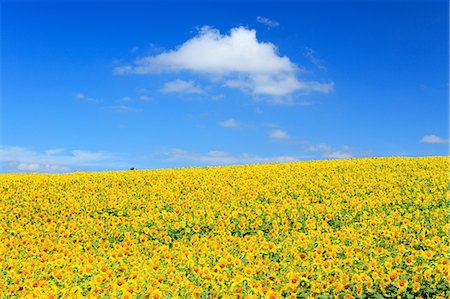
[269,129,291,141]
[161,79,205,94]
[256,16,280,28]
[219,118,239,128]
[420,135,448,144]
[164,148,299,165]
[114,26,333,102]
[0,146,122,173]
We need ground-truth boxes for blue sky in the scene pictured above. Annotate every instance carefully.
[1,1,448,173]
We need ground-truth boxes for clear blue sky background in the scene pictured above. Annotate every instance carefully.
[1,1,448,173]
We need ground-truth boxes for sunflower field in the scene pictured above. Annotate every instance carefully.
[0,157,448,298]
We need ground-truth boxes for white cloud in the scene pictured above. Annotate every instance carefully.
[420,135,448,144]
[210,94,225,101]
[114,26,333,103]
[106,104,142,113]
[161,79,205,94]
[256,16,280,28]
[74,92,100,103]
[16,163,69,173]
[137,88,153,101]
[298,100,316,106]
[266,128,355,160]
[44,148,65,155]
[139,95,153,101]
[324,150,353,159]
[164,148,299,165]
[75,92,85,99]
[219,118,239,128]
[114,65,133,74]
[119,96,132,103]
[304,47,326,71]
[307,143,353,159]
[303,81,334,94]
[269,129,291,141]
[104,96,142,113]
[307,143,332,152]
[0,146,122,173]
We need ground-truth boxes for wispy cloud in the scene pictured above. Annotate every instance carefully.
[219,118,240,128]
[160,79,205,94]
[0,146,123,173]
[163,148,299,165]
[420,134,448,144]
[210,94,225,101]
[269,129,291,141]
[119,96,132,103]
[307,143,354,159]
[304,47,327,71]
[114,26,333,104]
[256,16,280,28]
[323,150,353,159]
[265,126,354,159]
[106,105,142,113]
[298,100,316,106]
[74,92,100,103]
[302,81,334,93]
[136,88,153,102]
[104,96,142,113]
[139,95,153,102]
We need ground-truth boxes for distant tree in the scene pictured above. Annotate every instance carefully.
[130,167,136,171]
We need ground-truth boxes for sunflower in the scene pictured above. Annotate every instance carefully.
[397,279,408,294]
[412,282,421,293]
[265,289,279,299]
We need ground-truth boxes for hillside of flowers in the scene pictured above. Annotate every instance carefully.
[0,157,448,298]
